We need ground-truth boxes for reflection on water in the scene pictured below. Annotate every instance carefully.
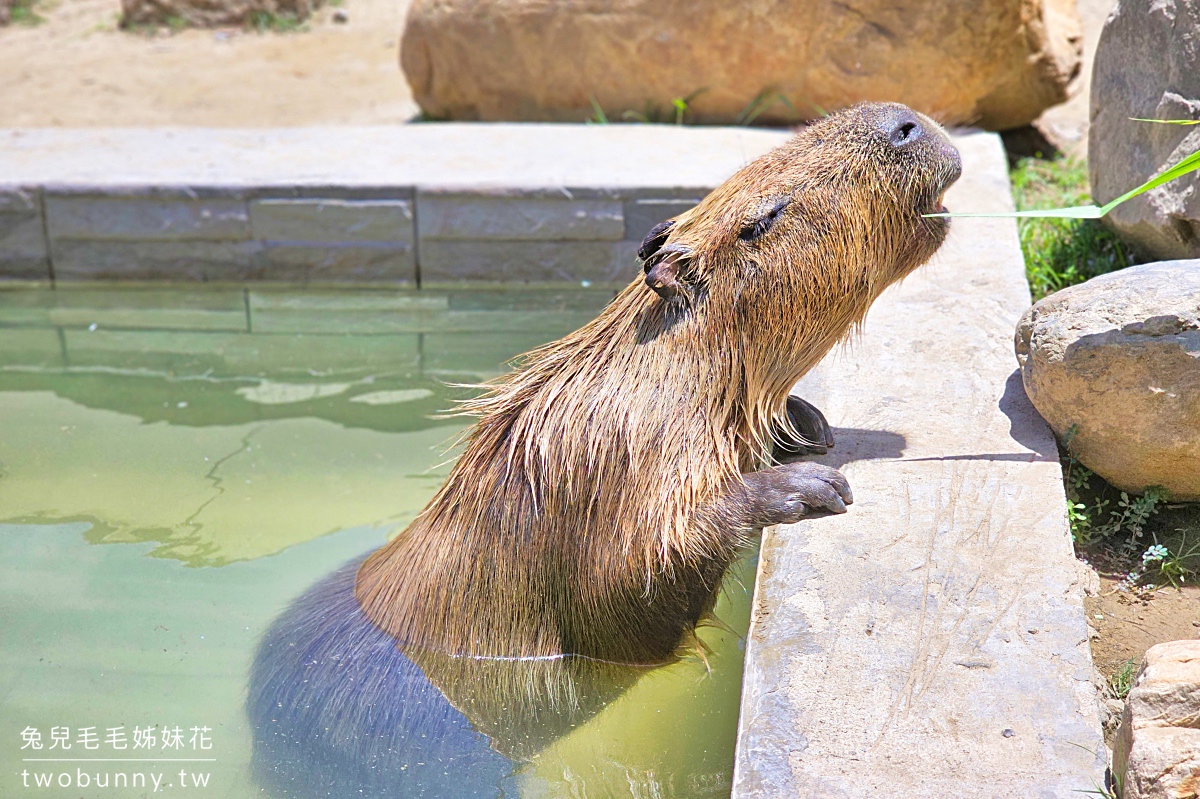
[0,286,755,798]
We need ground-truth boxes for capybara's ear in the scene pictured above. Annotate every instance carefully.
[643,243,692,300]
[637,219,675,261]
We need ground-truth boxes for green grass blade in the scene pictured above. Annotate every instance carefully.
[1130,117,1200,125]
[928,145,1200,219]
[587,98,609,125]
[1098,147,1200,214]
[926,206,1103,219]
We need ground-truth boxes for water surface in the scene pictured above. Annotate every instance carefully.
[0,286,755,798]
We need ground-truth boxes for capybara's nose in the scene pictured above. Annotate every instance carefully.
[879,108,925,149]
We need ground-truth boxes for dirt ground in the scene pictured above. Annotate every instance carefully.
[1086,576,1200,681]
[0,0,416,126]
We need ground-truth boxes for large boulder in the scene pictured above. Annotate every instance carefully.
[1089,0,1200,261]
[120,0,319,28]
[401,0,1081,130]
[1015,261,1200,500]
[1112,640,1200,799]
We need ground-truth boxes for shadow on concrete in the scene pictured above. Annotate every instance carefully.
[998,369,1057,455]
[814,427,908,471]
[903,370,1061,464]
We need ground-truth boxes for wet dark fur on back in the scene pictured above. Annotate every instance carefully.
[355,102,962,667]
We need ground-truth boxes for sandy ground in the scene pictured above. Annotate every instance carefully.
[0,0,417,126]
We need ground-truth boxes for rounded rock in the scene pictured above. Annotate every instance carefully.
[401,0,1081,130]
[1015,261,1200,500]
[1089,0,1200,260]
[1112,640,1200,799]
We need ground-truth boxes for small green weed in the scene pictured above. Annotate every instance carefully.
[1142,532,1200,588]
[1095,488,1164,546]
[1077,767,1124,799]
[1062,425,1105,546]
[1059,425,1200,588]
[735,86,797,126]
[586,87,831,127]
[1009,157,1134,301]
[669,95,691,126]
[1107,657,1140,699]
[1067,498,1096,545]
[616,89,708,125]
[246,9,308,32]
[9,0,47,25]
[668,89,708,126]
[589,86,814,127]
[586,98,608,125]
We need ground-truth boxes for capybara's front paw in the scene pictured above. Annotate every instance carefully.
[744,461,854,528]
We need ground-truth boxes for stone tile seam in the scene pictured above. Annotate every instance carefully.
[38,187,54,283]
[411,190,423,289]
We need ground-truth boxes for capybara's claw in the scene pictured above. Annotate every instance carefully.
[742,461,854,527]
[814,463,854,506]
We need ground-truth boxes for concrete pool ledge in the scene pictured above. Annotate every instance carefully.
[0,123,1105,794]
[732,132,1106,797]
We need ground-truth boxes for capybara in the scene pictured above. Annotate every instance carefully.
[249,101,962,795]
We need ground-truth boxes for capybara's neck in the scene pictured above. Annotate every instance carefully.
[354,274,864,664]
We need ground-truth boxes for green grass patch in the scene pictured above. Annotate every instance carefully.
[1009,157,1134,301]
[9,0,47,25]
[1107,657,1140,699]
[246,9,309,32]
[1061,426,1200,589]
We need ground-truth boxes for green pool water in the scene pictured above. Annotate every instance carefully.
[0,286,757,799]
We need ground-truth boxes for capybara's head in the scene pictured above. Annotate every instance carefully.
[640,102,961,307]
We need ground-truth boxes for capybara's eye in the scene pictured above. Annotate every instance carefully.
[739,197,790,242]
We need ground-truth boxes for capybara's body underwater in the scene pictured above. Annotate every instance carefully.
[249,102,962,797]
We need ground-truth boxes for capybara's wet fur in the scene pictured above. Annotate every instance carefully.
[356,103,962,668]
